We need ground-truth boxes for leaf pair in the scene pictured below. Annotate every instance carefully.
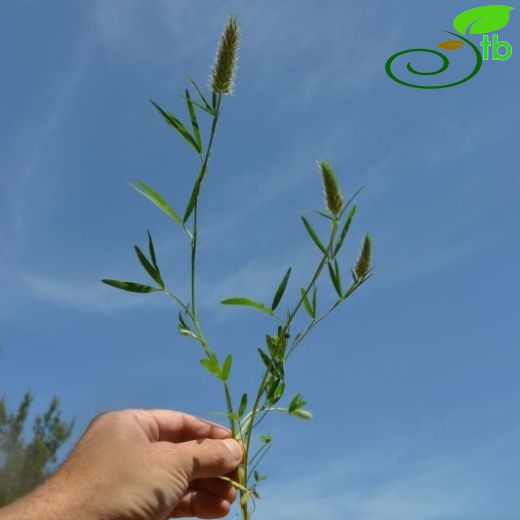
[149,97,202,156]
[221,267,292,315]
[257,348,284,379]
[102,231,164,293]
[300,286,317,319]
[200,352,233,382]
[288,393,313,419]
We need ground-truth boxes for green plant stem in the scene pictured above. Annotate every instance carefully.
[183,93,238,442]
[190,93,222,321]
[240,217,340,515]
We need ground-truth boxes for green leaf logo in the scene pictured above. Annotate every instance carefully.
[453,5,514,35]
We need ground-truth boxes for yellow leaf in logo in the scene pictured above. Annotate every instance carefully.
[437,39,465,51]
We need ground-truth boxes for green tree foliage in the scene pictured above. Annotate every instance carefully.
[0,392,74,507]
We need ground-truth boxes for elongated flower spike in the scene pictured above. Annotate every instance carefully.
[355,233,372,279]
[211,14,240,94]
[318,160,344,217]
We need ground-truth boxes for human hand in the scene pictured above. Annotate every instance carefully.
[2,409,243,520]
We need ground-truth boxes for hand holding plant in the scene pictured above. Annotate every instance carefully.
[102,14,372,519]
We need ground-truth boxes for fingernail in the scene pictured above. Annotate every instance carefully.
[223,438,243,461]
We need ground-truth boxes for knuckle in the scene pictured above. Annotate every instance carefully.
[88,410,112,428]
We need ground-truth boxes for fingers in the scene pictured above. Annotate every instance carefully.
[169,489,232,518]
[190,477,237,503]
[126,409,231,443]
[175,437,243,479]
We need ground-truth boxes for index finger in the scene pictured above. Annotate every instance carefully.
[137,409,232,443]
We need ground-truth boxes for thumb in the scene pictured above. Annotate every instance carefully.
[176,438,243,479]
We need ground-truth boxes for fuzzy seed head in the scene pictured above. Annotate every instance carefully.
[210,15,240,94]
[318,160,344,217]
[355,234,372,279]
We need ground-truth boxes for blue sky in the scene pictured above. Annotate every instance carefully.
[0,1,519,518]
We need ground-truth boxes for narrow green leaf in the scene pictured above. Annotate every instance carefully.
[238,393,248,418]
[182,162,207,223]
[333,205,356,257]
[179,328,198,340]
[301,216,327,254]
[257,348,283,378]
[290,409,313,419]
[147,230,160,273]
[101,279,160,293]
[327,261,342,298]
[288,393,307,413]
[334,259,342,293]
[271,267,292,311]
[179,94,214,115]
[300,288,314,319]
[311,286,317,317]
[185,89,202,152]
[149,99,202,154]
[221,297,274,316]
[183,177,201,223]
[200,356,221,378]
[221,354,232,382]
[267,379,285,405]
[134,246,164,288]
[178,311,190,331]
[312,210,334,220]
[129,180,181,224]
[183,72,214,114]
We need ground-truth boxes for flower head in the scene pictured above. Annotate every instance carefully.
[355,233,372,279]
[318,160,344,217]
[210,15,240,94]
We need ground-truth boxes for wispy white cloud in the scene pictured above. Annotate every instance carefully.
[255,438,516,520]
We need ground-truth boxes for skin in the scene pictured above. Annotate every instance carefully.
[0,409,243,520]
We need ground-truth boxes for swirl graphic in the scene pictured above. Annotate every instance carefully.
[385,31,483,89]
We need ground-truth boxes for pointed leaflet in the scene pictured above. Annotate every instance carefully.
[147,230,160,274]
[312,286,317,316]
[333,205,356,257]
[179,94,214,115]
[184,89,202,152]
[290,409,313,419]
[453,5,514,35]
[266,378,285,405]
[271,267,292,311]
[134,246,164,287]
[301,217,327,254]
[101,279,161,293]
[238,393,248,418]
[129,180,181,224]
[288,393,307,413]
[257,348,283,379]
[300,288,315,318]
[183,72,214,114]
[327,260,342,298]
[221,354,232,382]
[179,328,198,340]
[200,354,221,379]
[182,163,207,223]
[221,297,274,316]
[178,311,190,331]
[149,99,202,154]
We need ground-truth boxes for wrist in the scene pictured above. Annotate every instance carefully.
[0,474,94,520]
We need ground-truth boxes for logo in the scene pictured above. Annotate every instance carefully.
[385,5,514,89]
